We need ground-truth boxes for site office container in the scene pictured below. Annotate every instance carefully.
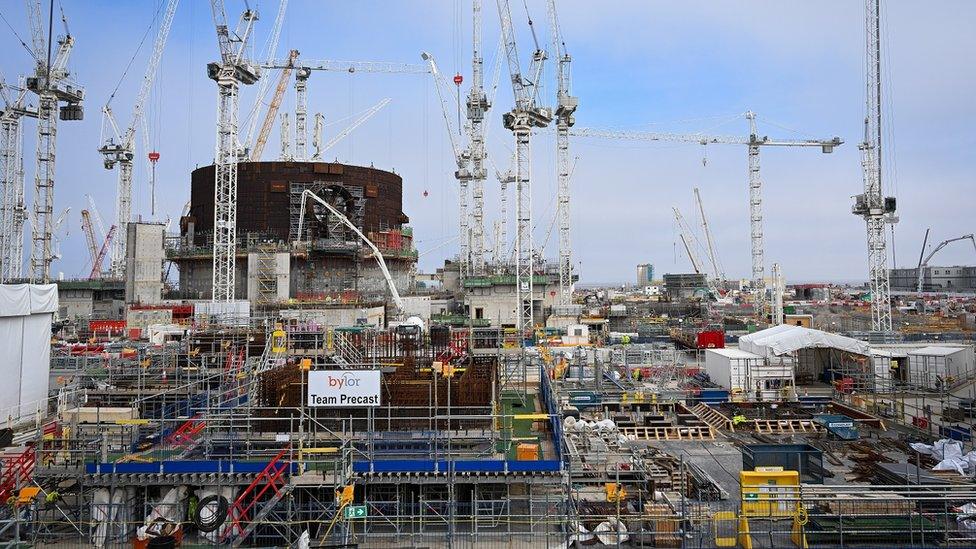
[907,345,976,390]
[705,348,794,401]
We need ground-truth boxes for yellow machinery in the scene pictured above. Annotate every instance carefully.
[738,468,807,549]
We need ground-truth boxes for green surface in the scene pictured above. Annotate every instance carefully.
[499,391,542,460]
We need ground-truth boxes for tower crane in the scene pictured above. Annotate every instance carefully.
[467,0,491,276]
[99,0,179,279]
[568,113,841,322]
[545,0,578,306]
[250,48,298,161]
[496,0,553,341]
[207,1,260,301]
[852,0,897,332]
[25,0,85,283]
[0,78,36,282]
[916,234,976,294]
[421,51,471,281]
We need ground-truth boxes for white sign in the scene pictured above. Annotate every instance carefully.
[307,370,381,407]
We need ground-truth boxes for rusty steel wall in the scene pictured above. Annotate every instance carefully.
[187,161,408,245]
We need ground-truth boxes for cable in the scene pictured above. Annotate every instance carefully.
[106,1,166,106]
[193,494,229,532]
[0,9,37,61]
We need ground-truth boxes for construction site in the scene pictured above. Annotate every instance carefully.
[0,1,975,548]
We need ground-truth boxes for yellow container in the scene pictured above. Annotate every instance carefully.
[516,443,539,461]
[740,468,800,518]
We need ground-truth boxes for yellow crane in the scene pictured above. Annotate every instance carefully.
[250,49,299,161]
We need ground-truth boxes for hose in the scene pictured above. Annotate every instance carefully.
[193,494,229,533]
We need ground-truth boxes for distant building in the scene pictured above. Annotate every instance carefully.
[637,263,654,286]
[890,265,976,293]
[663,273,707,300]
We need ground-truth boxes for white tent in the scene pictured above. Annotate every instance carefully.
[739,324,869,358]
[0,284,58,420]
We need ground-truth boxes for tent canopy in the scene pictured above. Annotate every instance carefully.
[0,284,58,317]
[739,325,870,358]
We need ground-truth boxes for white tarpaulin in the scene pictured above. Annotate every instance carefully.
[0,284,57,420]
[739,325,870,358]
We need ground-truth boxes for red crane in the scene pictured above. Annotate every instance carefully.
[90,225,117,280]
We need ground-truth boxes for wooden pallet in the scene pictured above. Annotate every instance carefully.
[752,419,824,434]
[691,403,734,432]
[619,425,716,441]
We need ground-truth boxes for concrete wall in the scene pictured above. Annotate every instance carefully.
[125,223,165,304]
[59,288,94,319]
[279,305,386,328]
[465,282,558,327]
[891,266,976,293]
[246,252,291,303]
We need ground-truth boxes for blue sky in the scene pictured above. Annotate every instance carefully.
[1,1,973,284]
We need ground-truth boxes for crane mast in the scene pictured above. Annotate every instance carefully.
[26,0,84,283]
[0,80,33,282]
[496,0,552,341]
[746,111,766,318]
[854,0,894,332]
[546,0,577,306]
[294,66,310,161]
[208,1,260,301]
[99,0,179,279]
[467,0,490,275]
[421,51,470,281]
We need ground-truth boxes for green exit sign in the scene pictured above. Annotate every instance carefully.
[344,505,367,519]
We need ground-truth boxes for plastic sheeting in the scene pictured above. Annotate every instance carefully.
[0,284,57,419]
[0,283,57,317]
[910,439,976,475]
[739,324,870,358]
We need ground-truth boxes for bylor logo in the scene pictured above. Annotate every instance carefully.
[327,372,362,389]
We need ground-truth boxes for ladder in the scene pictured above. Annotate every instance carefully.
[0,446,36,502]
[221,446,292,546]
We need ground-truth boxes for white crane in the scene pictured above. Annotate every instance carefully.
[771,262,784,325]
[259,56,428,165]
[25,0,85,283]
[916,233,976,294]
[0,78,35,282]
[672,207,703,274]
[569,114,840,322]
[496,0,553,341]
[421,51,471,281]
[694,187,724,283]
[207,1,260,301]
[99,0,179,279]
[467,0,491,276]
[852,0,897,332]
[241,0,288,158]
[312,98,391,160]
[546,0,578,306]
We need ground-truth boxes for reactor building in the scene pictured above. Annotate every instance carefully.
[168,161,417,304]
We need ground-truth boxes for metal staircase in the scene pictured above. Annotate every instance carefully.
[221,446,292,546]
